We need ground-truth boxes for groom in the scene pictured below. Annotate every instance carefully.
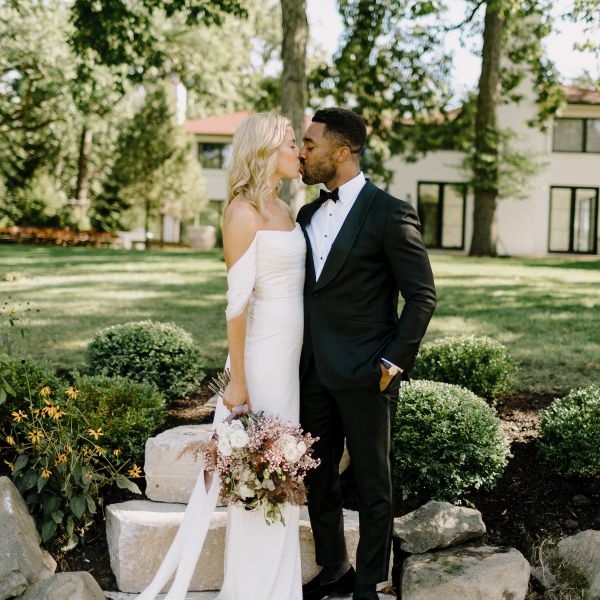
[297,108,437,600]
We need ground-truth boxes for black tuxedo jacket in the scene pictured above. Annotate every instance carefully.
[297,180,437,391]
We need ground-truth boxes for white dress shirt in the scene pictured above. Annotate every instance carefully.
[306,171,366,279]
[306,171,402,376]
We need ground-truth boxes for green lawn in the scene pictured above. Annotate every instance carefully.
[1,245,598,394]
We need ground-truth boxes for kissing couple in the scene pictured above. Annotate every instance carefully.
[138,107,436,600]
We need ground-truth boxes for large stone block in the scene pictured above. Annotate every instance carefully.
[144,425,213,503]
[19,572,105,600]
[394,500,486,554]
[106,501,374,593]
[402,545,530,600]
[0,476,56,600]
[557,529,600,598]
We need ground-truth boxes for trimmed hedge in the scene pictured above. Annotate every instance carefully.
[412,335,514,399]
[393,380,511,501]
[86,320,204,399]
[539,385,600,478]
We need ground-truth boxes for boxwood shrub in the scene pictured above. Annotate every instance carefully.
[412,335,514,399]
[393,380,511,501]
[86,320,204,399]
[539,385,600,478]
[73,374,166,464]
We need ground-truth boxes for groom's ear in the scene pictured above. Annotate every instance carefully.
[334,146,352,162]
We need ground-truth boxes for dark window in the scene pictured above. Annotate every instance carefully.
[417,182,466,250]
[197,142,232,169]
[549,187,598,254]
[553,118,600,153]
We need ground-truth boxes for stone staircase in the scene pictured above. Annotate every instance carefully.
[105,424,380,595]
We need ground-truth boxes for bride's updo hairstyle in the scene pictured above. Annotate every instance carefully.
[225,112,290,218]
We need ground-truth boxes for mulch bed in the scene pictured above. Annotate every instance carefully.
[54,385,600,595]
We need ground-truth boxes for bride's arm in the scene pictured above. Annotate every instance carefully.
[222,201,261,411]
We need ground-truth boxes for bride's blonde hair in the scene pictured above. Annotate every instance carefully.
[225,112,291,218]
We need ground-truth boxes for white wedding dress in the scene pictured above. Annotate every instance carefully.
[138,223,306,600]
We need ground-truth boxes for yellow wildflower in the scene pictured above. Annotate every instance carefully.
[51,408,64,420]
[5,435,16,446]
[87,428,103,440]
[11,410,27,422]
[4,459,14,470]
[32,408,40,416]
[40,386,51,397]
[40,468,52,478]
[95,446,106,456]
[65,386,78,399]
[82,446,93,457]
[128,464,142,478]
[55,454,68,465]
[64,445,73,454]
[83,469,94,479]
[27,430,43,444]
[113,448,122,457]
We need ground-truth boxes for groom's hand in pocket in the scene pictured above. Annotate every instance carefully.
[379,363,394,392]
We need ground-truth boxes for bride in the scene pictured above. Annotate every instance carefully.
[138,112,305,600]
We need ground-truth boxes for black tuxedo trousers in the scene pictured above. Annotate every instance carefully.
[297,181,436,585]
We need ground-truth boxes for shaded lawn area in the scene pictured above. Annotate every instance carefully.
[0,245,598,393]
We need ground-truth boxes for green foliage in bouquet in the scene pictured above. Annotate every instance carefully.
[393,380,511,501]
[73,375,165,464]
[86,320,204,399]
[539,385,600,478]
[1,385,141,551]
[412,335,514,399]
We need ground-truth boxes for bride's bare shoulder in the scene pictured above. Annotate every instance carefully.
[223,199,261,267]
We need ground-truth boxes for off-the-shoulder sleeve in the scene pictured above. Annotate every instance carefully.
[225,238,257,321]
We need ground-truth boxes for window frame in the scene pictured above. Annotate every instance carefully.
[417,181,467,250]
[548,186,599,254]
[552,117,600,154]
[197,141,232,169]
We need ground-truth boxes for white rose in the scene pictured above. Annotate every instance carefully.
[262,479,276,491]
[296,441,307,456]
[229,420,245,432]
[218,437,232,456]
[216,422,229,438]
[229,429,250,449]
[283,441,301,463]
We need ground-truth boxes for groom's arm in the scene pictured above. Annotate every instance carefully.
[381,200,437,373]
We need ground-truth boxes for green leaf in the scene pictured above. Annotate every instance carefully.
[51,510,64,524]
[61,534,79,552]
[116,475,142,495]
[70,495,86,519]
[37,475,49,493]
[0,389,6,405]
[41,519,57,542]
[44,495,61,514]
[21,470,38,491]
[85,495,96,514]
[66,516,75,535]
[13,454,29,474]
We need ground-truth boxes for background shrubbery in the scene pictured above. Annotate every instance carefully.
[539,385,600,478]
[86,320,204,399]
[393,380,511,501]
[412,335,514,399]
[73,375,165,464]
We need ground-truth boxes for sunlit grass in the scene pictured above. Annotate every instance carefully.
[1,245,598,393]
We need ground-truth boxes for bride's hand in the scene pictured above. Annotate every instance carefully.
[223,380,253,412]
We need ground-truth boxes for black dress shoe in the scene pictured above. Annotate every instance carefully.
[302,565,356,600]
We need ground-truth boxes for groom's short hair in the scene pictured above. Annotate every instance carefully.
[312,108,367,155]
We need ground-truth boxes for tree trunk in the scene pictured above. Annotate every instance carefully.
[280,0,308,214]
[470,1,505,256]
[75,123,93,203]
[144,197,151,250]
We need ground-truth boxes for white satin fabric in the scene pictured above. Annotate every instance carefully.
[138,224,306,600]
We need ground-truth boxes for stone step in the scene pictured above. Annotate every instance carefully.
[105,593,396,600]
[144,425,214,503]
[144,426,350,504]
[106,502,370,594]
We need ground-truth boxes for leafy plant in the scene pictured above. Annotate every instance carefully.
[86,320,204,399]
[412,335,514,399]
[539,385,600,478]
[1,384,141,550]
[73,374,165,464]
[393,380,511,501]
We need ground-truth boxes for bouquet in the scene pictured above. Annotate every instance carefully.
[182,371,320,525]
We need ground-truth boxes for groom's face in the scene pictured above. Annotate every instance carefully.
[299,122,338,186]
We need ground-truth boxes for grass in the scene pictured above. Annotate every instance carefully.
[0,245,598,394]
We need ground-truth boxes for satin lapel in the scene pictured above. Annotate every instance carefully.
[314,180,378,292]
[297,199,322,286]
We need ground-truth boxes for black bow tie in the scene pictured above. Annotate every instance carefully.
[318,188,340,203]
